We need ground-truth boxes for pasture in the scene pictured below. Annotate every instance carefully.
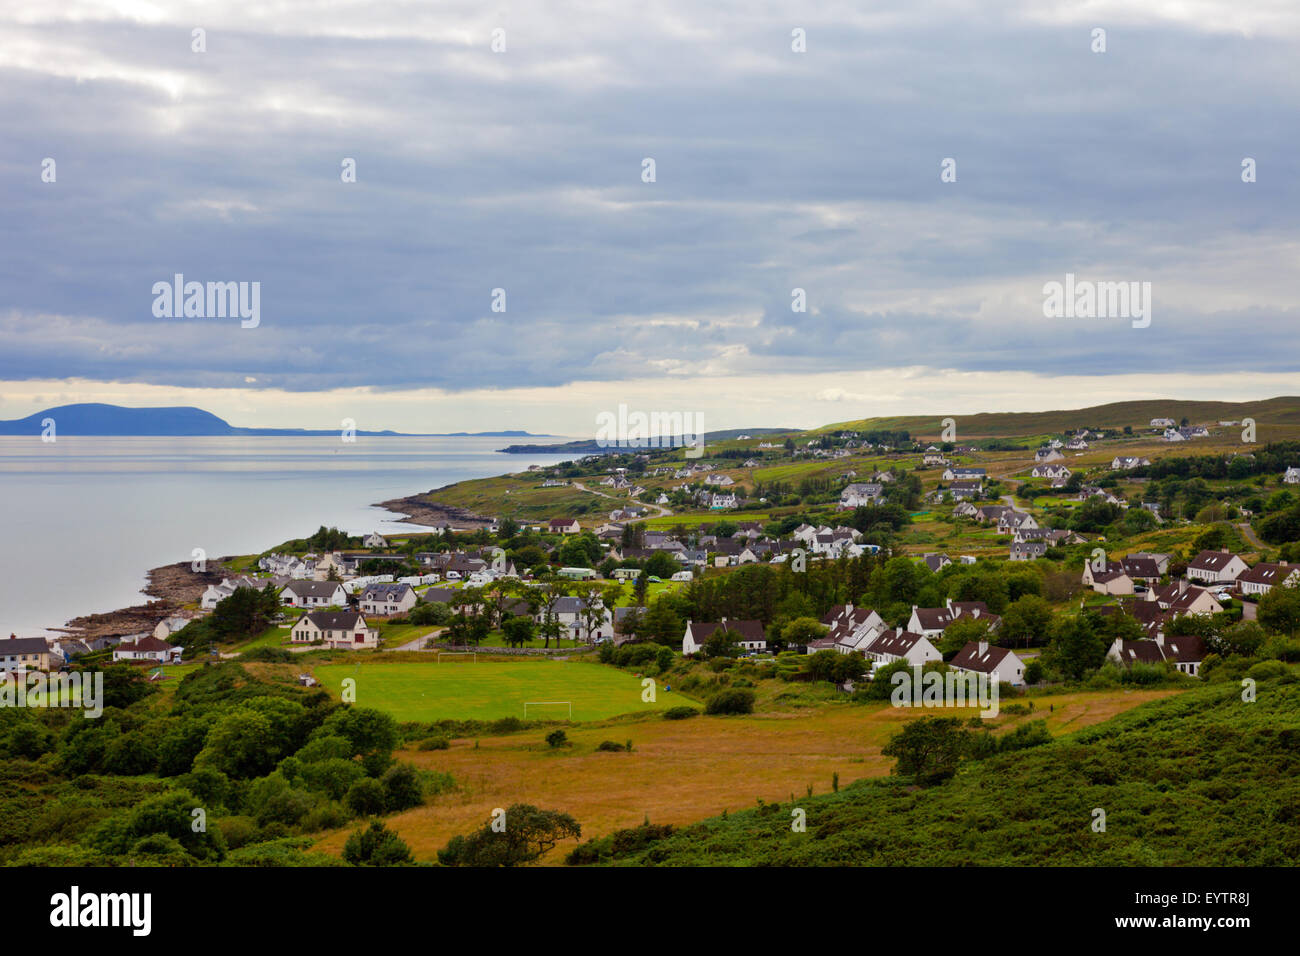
[312,658,684,722]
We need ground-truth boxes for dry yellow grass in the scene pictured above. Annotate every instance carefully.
[313,687,1178,863]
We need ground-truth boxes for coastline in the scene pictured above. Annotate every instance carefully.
[54,561,224,640]
[51,487,496,640]
[374,492,494,530]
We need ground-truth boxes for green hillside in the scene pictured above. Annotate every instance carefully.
[816,396,1300,440]
[570,672,1300,866]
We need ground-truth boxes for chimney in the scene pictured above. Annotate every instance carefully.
[977,640,988,656]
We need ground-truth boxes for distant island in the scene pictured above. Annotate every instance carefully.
[0,403,549,438]
[498,427,795,454]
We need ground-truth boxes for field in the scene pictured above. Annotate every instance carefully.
[313,686,1178,863]
[312,659,686,722]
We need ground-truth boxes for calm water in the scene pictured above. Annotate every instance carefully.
[0,436,569,636]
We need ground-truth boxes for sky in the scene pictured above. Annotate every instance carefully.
[1,0,1297,437]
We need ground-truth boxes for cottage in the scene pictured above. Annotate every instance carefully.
[839,483,883,509]
[291,611,379,649]
[1148,579,1223,616]
[1009,540,1048,561]
[1111,456,1150,470]
[548,518,581,535]
[113,636,183,664]
[1185,549,1249,585]
[1107,634,1206,677]
[358,583,417,616]
[1284,467,1300,485]
[1082,561,1133,595]
[1236,562,1300,596]
[859,629,941,667]
[281,580,348,608]
[948,641,1025,686]
[682,619,767,655]
[0,637,53,673]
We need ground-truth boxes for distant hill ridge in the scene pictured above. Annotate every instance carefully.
[0,403,540,437]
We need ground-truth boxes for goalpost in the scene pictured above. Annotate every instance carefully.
[437,651,478,663]
[524,701,573,720]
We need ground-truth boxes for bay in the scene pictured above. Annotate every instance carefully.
[0,435,569,635]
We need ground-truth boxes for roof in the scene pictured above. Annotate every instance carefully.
[687,619,766,644]
[1120,556,1161,579]
[864,629,928,657]
[1188,550,1242,572]
[284,580,344,597]
[0,637,52,655]
[116,636,177,653]
[361,583,414,599]
[948,642,1018,674]
[1237,562,1295,586]
[300,611,369,630]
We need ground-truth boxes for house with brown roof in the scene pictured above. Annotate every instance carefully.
[548,518,581,535]
[1237,561,1300,596]
[1082,561,1134,595]
[112,636,182,664]
[1186,549,1249,585]
[1107,633,1207,676]
[949,640,1026,686]
[907,600,999,638]
[811,604,885,655]
[1147,579,1223,616]
[291,611,380,649]
[682,619,767,656]
[859,629,941,667]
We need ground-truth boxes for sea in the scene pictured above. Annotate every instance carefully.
[0,435,570,636]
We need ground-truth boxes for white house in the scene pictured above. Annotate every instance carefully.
[1237,562,1300,596]
[859,629,941,667]
[682,619,767,655]
[281,580,348,608]
[1284,467,1300,485]
[1185,549,1249,585]
[948,641,1025,686]
[358,583,417,616]
[839,483,883,509]
[291,611,379,649]
[362,533,388,548]
[113,636,183,664]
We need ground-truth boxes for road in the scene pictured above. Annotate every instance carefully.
[571,481,673,519]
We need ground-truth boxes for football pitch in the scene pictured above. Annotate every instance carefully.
[312,659,683,722]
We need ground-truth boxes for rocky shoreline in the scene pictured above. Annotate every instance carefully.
[375,493,494,530]
[54,561,225,641]
[49,485,493,641]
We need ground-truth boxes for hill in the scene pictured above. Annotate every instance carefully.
[0,403,541,437]
[816,396,1300,440]
[569,673,1300,866]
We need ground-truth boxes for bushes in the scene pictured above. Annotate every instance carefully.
[704,688,755,716]
[546,730,569,748]
[596,740,625,752]
[342,820,413,866]
[662,706,699,720]
[417,736,450,751]
[344,778,388,816]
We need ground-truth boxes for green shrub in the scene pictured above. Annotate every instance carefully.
[662,706,699,720]
[596,740,625,752]
[417,736,450,751]
[546,729,568,748]
[704,688,755,715]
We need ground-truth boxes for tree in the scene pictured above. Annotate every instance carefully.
[343,821,413,866]
[999,594,1054,648]
[881,717,972,786]
[1046,615,1107,680]
[437,804,581,867]
[937,616,992,658]
[209,584,282,642]
[781,617,829,650]
[641,595,684,647]
[1258,582,1300,636]
[643,550,679,580]
[502,615,535,648]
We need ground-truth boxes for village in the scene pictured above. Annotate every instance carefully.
[12,409,1300,708]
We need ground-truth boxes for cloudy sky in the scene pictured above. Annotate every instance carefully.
[1,0,1297,436]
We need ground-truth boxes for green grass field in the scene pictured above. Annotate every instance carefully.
[312,659,686,722]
